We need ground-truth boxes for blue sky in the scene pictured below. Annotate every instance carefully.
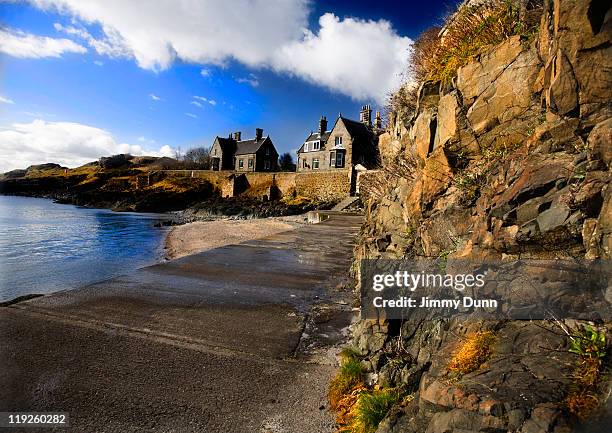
[0,0,460,172]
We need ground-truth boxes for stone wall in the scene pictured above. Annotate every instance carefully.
[295,169,352,200]
[159,169,352,201]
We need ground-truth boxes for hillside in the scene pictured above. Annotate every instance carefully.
[334,1,611,432]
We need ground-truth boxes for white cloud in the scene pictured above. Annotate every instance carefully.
[28,1,411,101]
[0,27,87,59]
[185,113,197,118]
[272,13,412,103]
[192,96,216,106]
[31,0,309,71]
[149,93,161,101]
[93,60,103,66]
[237,73,259,87]
[0,95,15,104]
[54,22,131,59]
[0,119,174,172]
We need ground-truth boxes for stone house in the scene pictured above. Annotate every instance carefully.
[210,128,279,172]
[296,105,381,173]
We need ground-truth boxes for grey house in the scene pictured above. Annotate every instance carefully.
[296,105,381,172]
[210,128,279,172]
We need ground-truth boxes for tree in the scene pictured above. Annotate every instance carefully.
[279,152,296,171]
[183,146,212,169]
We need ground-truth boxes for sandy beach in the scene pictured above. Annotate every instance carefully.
[164,215,308,259]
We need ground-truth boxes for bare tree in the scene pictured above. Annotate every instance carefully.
[184,146,212,169]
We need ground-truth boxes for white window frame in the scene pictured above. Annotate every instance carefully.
[313,141,320,150]
[248,158,254,168]
[313,158,319,169]
[330,151,336,167]
[239,159,244,168]
[304,143,309,152]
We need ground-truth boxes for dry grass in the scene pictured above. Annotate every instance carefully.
[360,153,418,202]
[411,0,534,84]
[448,331,496,375]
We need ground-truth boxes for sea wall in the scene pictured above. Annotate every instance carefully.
[159,169,353,201]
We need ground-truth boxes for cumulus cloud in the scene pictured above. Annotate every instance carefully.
[149,93,162,101]
[272,13,411,102]
[0,27,86,58]
[27,1,411,101]
[0,95,15,104]
[31,0,309,70]
[0,119,173,172]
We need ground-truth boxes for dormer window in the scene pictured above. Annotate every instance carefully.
[304,143,309,152]
[313,141,320,150]
[335,136,343,145]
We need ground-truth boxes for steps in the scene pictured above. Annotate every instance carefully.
[332,196,360,211]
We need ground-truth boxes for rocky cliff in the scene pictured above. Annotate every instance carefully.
[344,1,611,432]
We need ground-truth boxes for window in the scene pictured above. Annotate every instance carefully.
[304,143,309,152]
[335,136,343,145]
[313,158,319,169]
[214,148,217,156]
[265,147,270,155]
[313,141,320,150]
[330,151,336,167]
[248,158,254,168]
[302,158,307,168]
[264,160,270,170]
[336,151,344,168]
[239,159,244,168]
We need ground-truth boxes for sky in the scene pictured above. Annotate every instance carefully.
[0,0,461,172]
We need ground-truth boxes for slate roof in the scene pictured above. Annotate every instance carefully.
[235,137,269,155]
[297,131,331,153]
[339,117,375,144]
[215,136,236,151]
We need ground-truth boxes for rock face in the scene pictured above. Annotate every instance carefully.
[352,1,611,432]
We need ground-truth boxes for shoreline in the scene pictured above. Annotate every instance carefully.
[163,214,309,260]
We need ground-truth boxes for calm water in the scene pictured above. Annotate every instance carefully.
[0,196,171,302]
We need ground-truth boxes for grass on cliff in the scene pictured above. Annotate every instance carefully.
[411,0,540,84]
[329,348,365,410]
[448,331,496,375]
[565,325,608,420]
[342,388,403,433]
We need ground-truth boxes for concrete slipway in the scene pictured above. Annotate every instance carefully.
[0,212,362,433]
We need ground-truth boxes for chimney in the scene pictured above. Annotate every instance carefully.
[374,111,382,129]
[319,116,327,135]
[255,128,263,141]
[360,104,372,128]
[233,131,242,141]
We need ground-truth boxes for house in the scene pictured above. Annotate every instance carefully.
[210,128,279,172]
[296,105,381,173]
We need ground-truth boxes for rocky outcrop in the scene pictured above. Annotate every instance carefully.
[352,1,611,432]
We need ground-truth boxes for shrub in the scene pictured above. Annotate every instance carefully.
[448,331,496,375]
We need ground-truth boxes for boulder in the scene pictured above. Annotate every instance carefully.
[411,109,437,162]
[435,92,458,148]
[588,117,612,167]
[545,50,579,116]
[457,36,524,106]
[466,48,540,134]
